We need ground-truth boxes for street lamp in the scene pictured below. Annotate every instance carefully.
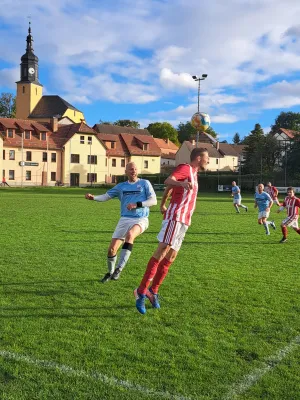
[192,74,208,147]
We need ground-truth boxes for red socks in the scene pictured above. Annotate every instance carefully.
[138,257,173,295]
[151,258,172,294]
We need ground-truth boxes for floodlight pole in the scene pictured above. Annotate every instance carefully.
[192,74,207,148]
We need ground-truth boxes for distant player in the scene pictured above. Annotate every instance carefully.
[134,148,209,314]
[265,182,281,206]
[85,162,157,282]
[254,183,275,235]
[231,181,248,213]
[277,187,300,243]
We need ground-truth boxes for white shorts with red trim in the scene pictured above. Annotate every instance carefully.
[112,217,149,239]
[282,215,299,229]
[157,220,189,251]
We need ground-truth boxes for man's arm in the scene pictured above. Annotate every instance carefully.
[85,193,111,202]
[266,200,273,212]
[160,186,173,214]
[164,175,192,190]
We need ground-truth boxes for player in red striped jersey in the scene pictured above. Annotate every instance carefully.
[134,147,209,314]
[277,187,300,243]
[265,182,281,206]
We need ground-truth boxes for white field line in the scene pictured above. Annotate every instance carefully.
[0,349,191,400]
[224,335,300,400]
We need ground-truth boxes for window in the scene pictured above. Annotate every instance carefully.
[51,172,56,181]
[3,150,5,160]
[71,154,80,163]
[121,159,125,167]
[216,159,219,165]
[36,88,37,95]
[41,132,46,141]
[22,86,25,94]
[25,130,31,140]
[74,111,76,117]
[26,151,32,161]
[105,158,108,167]
[9,150,15,160]
[87,173,97,183]
[7,129,14,138]
[80,136,84,144]
[42,152,47,162]
[143,144,149,151]
[111,142,115,149]
[144,160,149,169]
[9,170,14,180]
[51,153,56,162]
[112,159,116,167]
[26,171,31,181]
[88,136,92,145]
[87,155,97,165]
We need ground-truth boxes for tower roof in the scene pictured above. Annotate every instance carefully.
[29,95,82,119]
[21,22,38,63]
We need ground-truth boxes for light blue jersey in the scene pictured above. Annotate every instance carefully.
[107,179,155,218]
[255,191,272,212]
[232,185,241,200]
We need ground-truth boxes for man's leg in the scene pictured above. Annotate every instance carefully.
[262,217,272,235]
[101,238,123,283]
[233,202,240,213]
[239,203,248,211]
[150,248,178,294]
[111,224,143,280]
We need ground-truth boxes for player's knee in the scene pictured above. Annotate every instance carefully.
[108,247,117,257]
[258,220,262,225]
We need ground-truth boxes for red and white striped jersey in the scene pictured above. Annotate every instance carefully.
[265,186,278,199]
[164,164,198,226]
[283,196,300,217]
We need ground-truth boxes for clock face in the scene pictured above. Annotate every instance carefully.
[28,67,35,75]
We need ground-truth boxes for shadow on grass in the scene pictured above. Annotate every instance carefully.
[0,279,99,286]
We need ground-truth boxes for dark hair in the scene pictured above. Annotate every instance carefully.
[190,147,208,161]
[287,187,294,192]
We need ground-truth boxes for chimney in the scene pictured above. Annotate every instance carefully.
[216,141,220,151]
[51,116,58,132]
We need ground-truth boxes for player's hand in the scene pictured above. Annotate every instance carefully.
[85,193,94,200]
[127,203,137,210]
[160,205,167,214]
[181,181,193,190]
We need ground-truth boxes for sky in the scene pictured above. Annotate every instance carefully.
[1,0,300,142]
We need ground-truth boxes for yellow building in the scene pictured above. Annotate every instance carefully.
[15,23,85,124]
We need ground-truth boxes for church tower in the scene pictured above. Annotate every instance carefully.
[16,23,43,119]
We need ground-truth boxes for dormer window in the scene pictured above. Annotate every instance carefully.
[143,143,149,151]
[25,130,31,140]
[41,132,46,141]
[7,129,14,138]
[111,142,115,149]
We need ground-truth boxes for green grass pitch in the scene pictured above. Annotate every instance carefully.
[0,187,299,400]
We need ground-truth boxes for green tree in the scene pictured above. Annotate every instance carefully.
[270,111,300,133]
[0,92,16,118]
[146,122,179,145]
[177,121,217,143]
[286,139,300,179]
[232,132,241,144]
[114,119,140,128]
[98,119,112,125]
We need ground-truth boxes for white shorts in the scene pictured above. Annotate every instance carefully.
[233,198,241,205]
[112,217,149,240]
[282,216,299,229]
[258,211,270,219]
[157,220,189,251]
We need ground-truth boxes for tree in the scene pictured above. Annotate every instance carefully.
[177,121,218,143]
[233,132,241,144]
[146,122,179,145]
[270,111,300,134]
[114,119,140,129]
[0,92,16,118]
[98,119,112,125]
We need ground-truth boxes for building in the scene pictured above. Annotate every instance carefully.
[153,138,178,169]
[176,140,245,172]
[15,23,85,124]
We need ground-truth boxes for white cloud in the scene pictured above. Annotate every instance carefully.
[0,67,19,89]
[159,68,195,90]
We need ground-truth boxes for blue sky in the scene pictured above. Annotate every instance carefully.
[1,0,300,142]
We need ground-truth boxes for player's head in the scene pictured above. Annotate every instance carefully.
[267,182,272,187]
[190,148,209,171]
[257,183,264,193]
[125,162,138,181]
[287,187,294,197]
[232,181,236,186]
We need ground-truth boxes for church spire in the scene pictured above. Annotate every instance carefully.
[26,22,34,52]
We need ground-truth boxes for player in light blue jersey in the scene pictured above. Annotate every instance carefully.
[254,183,276,235]
[85,162,157,282]
[231,181,248,213]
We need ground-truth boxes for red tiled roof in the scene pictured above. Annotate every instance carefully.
[161,152,176,160]
[184,141,224,158]
[93,124,151,136]
[0,118,48,132]
[97,133,128,157]
[120,133,161,156]
[279,128,300,139]
[154,138,178,154]
[218,143,245,156]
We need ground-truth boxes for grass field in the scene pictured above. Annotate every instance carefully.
[0,187,300,400]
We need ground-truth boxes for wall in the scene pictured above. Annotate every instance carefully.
[130,155,161,175]
[63,109,85,124]
[16,82,43,120]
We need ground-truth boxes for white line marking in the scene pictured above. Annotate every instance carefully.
[224,335,300,399]
[0,349,191,400]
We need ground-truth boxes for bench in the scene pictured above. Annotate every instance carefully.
[153,184,165,191]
